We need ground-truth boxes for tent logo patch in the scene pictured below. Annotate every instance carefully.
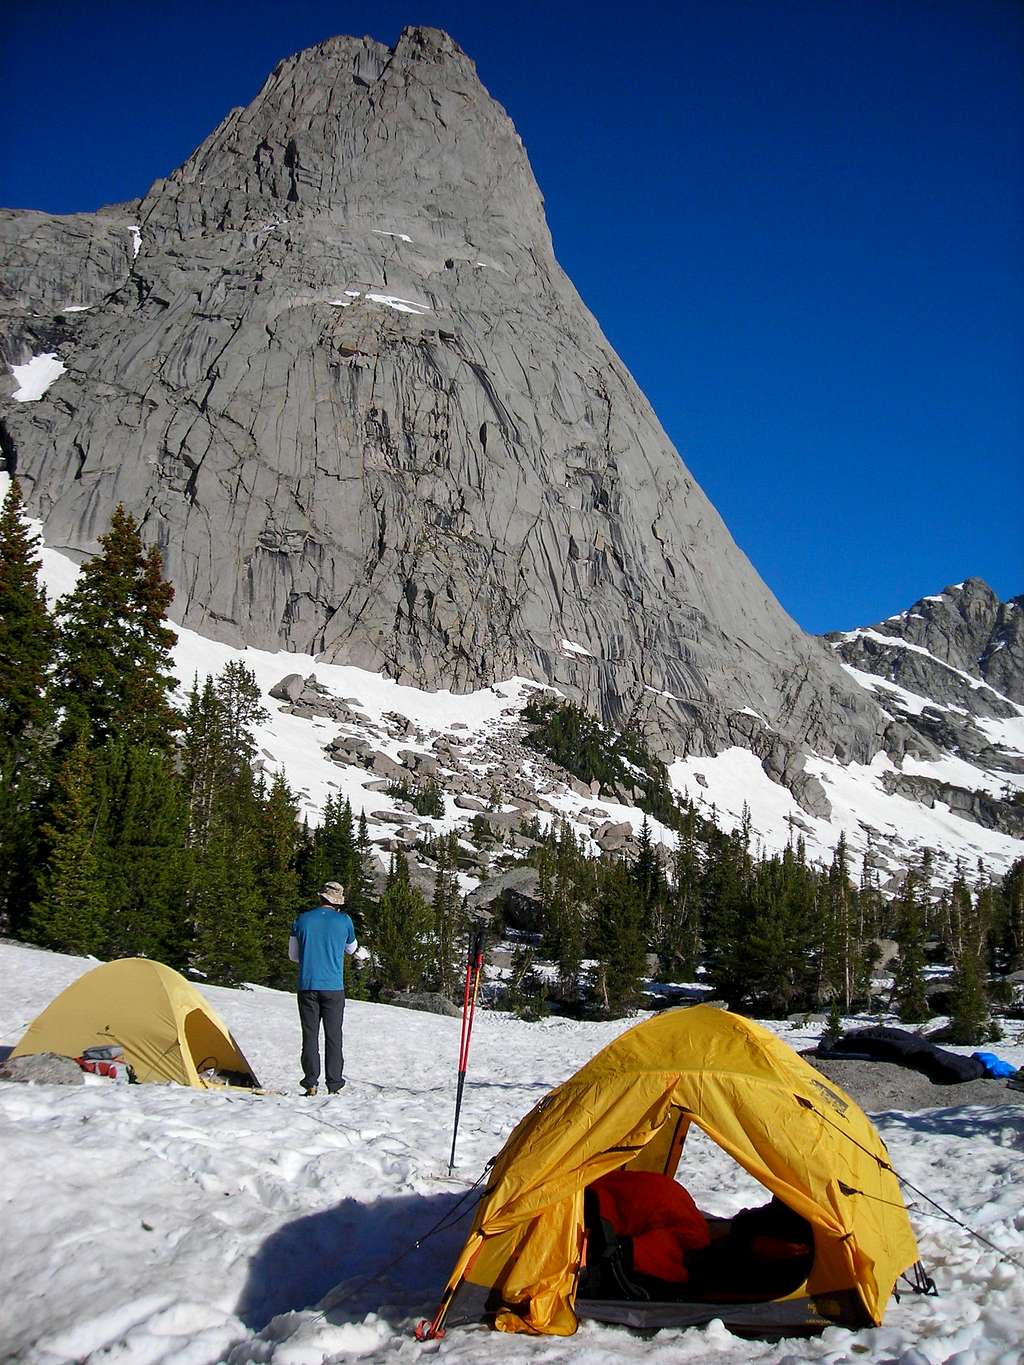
[811,1080,849,1116]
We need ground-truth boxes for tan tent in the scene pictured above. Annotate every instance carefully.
[11,957,260,1089]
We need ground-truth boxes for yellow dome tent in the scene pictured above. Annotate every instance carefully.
[11,957,260,1089]
[423,1006,919,1339]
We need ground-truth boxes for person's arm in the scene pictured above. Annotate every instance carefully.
[344,917,358,956]
[288,935,300,963]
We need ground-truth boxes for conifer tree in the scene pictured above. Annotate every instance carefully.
[428,832,465,999]
[538,822,590,999]
[992,857,1024,973]
[631,817,667,939]
[53,506,178,751]
[95,740,189,963]
[255,772,304,987]
[821,833,856,1012]
[366,852,432,994]
[0,477,55,758]
[853,844,883,1005]
[657,816,702,980]
[0,478,57,932]
[701,822,754,1005]
[299,795,361,901]
[28,735,107,955]
[892,870,929,1023]
[947,866,991,1044]
[743,844,818,1015]
[591,858,647,1016]
[189,815,266,987]
[181,663,270,984]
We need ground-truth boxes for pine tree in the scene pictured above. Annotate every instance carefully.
[992,857,1024,973]
[366,853,433,994]
[0,477,56,757]
[631,817,667,940]
[701,822,754,1006]
[853,843,883,1006]
[538,822,591,1000]
[892,870,929,1023]
[28,735,107,954]
[591,859,647,1017]
[428,832,465,999]
[94,740,189,963]
[821,833,856,1012]
[0,478,57,933]
[53,506,178,751]
[657,815,702,981]
[255,772,304,987]
[189,814,266,987]
[181,663,271,985]
[945,864,993,1044]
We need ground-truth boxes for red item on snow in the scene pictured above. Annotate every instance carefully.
[76,1057,133,1082]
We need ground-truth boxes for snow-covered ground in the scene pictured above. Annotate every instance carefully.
[2,941,1023,1364]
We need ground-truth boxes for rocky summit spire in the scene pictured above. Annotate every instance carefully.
[0,28,898,800]
[144,28,552,253]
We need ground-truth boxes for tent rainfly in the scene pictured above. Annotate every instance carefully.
[422,1006,921,1338]
[10,957,260,1089]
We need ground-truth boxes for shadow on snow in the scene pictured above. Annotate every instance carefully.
[236,1188,474,1331]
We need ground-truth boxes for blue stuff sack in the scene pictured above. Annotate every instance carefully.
[971,1051,1018,1078]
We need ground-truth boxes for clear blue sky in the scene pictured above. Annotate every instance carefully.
[3,0,1021,633]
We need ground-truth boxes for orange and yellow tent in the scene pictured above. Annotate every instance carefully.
[425,1006,918,1338]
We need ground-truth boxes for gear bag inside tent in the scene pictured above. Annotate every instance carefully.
[10,957,260,1089]
[419,1006,925,1340]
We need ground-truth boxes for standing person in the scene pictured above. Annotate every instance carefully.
[289,881,357,1096]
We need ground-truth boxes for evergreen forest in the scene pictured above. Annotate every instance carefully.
[1,480,1022,1042]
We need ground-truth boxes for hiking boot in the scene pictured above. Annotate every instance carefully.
[328,1079,347,1094]
[302,1085,318,1096]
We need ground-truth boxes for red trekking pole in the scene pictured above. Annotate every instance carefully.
[448,923,486,1175]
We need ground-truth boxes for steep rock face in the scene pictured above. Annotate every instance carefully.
[0,27,890,774]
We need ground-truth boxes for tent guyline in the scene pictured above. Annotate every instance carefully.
[799,1094,1024,1276]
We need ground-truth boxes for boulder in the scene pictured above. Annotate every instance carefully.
[469,865,543,932]
[386,991,461,1018]
[0,1052,85,1085]
[269,673,305,702]
[370,752,406,780]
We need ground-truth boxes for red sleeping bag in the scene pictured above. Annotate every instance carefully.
[591,1170,710,1285]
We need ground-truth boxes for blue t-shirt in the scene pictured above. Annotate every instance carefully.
[291,906,356,991]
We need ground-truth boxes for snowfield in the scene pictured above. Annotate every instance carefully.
[2,942,1024,1365]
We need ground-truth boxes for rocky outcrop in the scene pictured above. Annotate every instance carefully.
[828,579,1024,714]
[1,26,889,774]
[827,579,1024,837]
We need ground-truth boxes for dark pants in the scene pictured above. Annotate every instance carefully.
[297,990,345,1090]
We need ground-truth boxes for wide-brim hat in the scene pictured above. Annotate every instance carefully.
[319,881,346,906]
